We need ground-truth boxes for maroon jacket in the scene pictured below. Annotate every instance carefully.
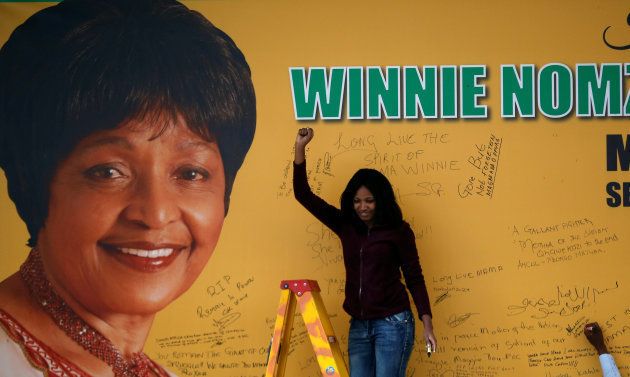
[293,161,432,320]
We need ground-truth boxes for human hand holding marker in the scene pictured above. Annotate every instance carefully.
[584,322,622,377]
[422,314,437,357]
[584,322,608,355]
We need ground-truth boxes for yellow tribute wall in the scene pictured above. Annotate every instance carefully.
[1,1,629,376]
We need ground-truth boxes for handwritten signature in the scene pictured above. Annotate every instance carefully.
[434,292,450,305]
[507,282,620,319]
[212,312,241,330]
[447,312,478,328]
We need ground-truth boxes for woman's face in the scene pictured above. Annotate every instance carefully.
[37,117,225,317]
[353,186,375,227]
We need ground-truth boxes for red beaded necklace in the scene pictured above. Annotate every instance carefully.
[20,249,152,377]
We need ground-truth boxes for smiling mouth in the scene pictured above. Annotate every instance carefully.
[100,243,185,272]
[119,247,174,258]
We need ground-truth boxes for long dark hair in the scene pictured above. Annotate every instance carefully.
[340,169,403,227]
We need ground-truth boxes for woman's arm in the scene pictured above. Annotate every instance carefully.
[397,224,437,352]
[421,314,437,354]
[292,128,343,233]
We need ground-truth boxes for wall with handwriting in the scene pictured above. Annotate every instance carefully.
[259,126,629,377]
[1,1,628,377]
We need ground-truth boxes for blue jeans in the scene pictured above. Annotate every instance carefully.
[348,310,415,377]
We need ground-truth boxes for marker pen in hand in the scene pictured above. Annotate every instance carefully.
[426,342,432,357]
[586,324,600,334]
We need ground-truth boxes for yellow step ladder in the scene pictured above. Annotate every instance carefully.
[264,279,349,377]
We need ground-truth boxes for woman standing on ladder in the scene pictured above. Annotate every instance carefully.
[293,128,437,377]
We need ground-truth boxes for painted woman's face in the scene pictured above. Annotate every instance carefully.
[353,186,375,227]
[37,117,225,317]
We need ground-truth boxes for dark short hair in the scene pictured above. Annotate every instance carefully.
[0,0,256,246]
[340,169,403,227]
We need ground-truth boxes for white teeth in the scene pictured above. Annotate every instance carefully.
[119,248,174,258]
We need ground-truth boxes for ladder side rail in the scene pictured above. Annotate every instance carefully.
[297,291,350,377]
[264,289,297,377]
